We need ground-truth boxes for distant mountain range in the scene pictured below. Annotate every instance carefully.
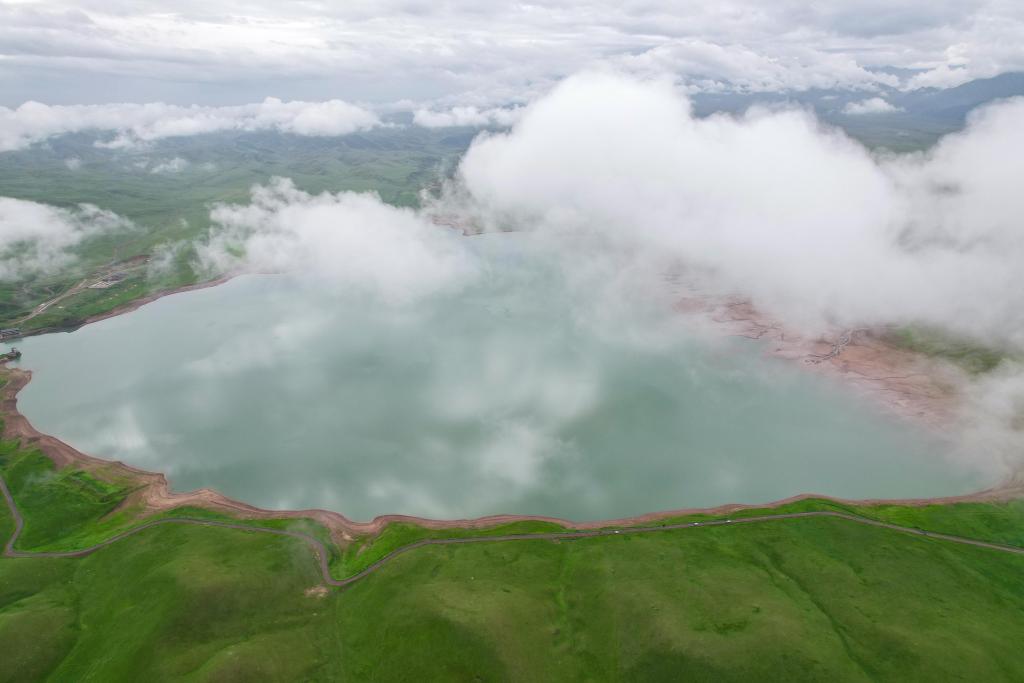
[691,72,1024,150]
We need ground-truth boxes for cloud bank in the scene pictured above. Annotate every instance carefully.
[191,72,1024,351]
[618,40,899,94]
[413,106,523,129]
[200,178,476,304]
[458,72,1024,348]
[2,1,1024,107]
[0,98,381,151]
[843,97,903,115]
[0,197,131,280]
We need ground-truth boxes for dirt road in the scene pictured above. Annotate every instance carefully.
[14,278,90,325]
[3,473,1021,591]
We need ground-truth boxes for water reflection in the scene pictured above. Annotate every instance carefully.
[14,236,985,520]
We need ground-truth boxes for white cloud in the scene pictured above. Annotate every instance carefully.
[0,197,131,280]
[904,18,1024,90]
[457,72,1024,347]
[619,40,899,93]
[1,2,1023,106]
[199,178,477,303]
[186,71,1024,348]
[63,156,82,170]
[413,105,523,128]
[149,156,189,174]
[955,362,1024,470]
[843,97,903,115]
[0,98,381,151]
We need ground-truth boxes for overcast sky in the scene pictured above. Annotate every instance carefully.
[1,0,1022,107]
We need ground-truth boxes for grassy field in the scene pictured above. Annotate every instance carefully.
[2,431,1024,681]
[883,326,1013,375]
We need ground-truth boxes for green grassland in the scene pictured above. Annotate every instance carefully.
[884,326,1013,374]
[2,428,1024,681]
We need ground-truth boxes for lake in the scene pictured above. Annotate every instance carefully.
[9,235,986,521]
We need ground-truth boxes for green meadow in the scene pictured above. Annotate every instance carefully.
[3,427,1023,681]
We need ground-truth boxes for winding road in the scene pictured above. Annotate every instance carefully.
[2,474,1022,590]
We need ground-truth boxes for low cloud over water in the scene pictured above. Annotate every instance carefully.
[191,71,1024,481]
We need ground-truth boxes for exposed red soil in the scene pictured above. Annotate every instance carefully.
[678,295,965,429]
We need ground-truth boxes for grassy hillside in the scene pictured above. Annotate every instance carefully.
[2,433,1024,681]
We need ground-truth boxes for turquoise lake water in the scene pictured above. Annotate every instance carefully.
[9,236,985,521]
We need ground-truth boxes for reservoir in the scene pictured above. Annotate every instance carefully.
[9,235,986,521]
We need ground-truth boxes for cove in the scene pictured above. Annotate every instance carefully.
[9,235,985,521]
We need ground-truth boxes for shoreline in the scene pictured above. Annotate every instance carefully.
[2,361,1021,543]
[674,295,968,431]
[12,274,237,339]
[1,270,1021,542]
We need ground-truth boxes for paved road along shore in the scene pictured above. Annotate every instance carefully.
[3,473,1022,590]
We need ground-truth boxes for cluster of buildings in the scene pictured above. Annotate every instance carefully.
[89,272,128,289]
